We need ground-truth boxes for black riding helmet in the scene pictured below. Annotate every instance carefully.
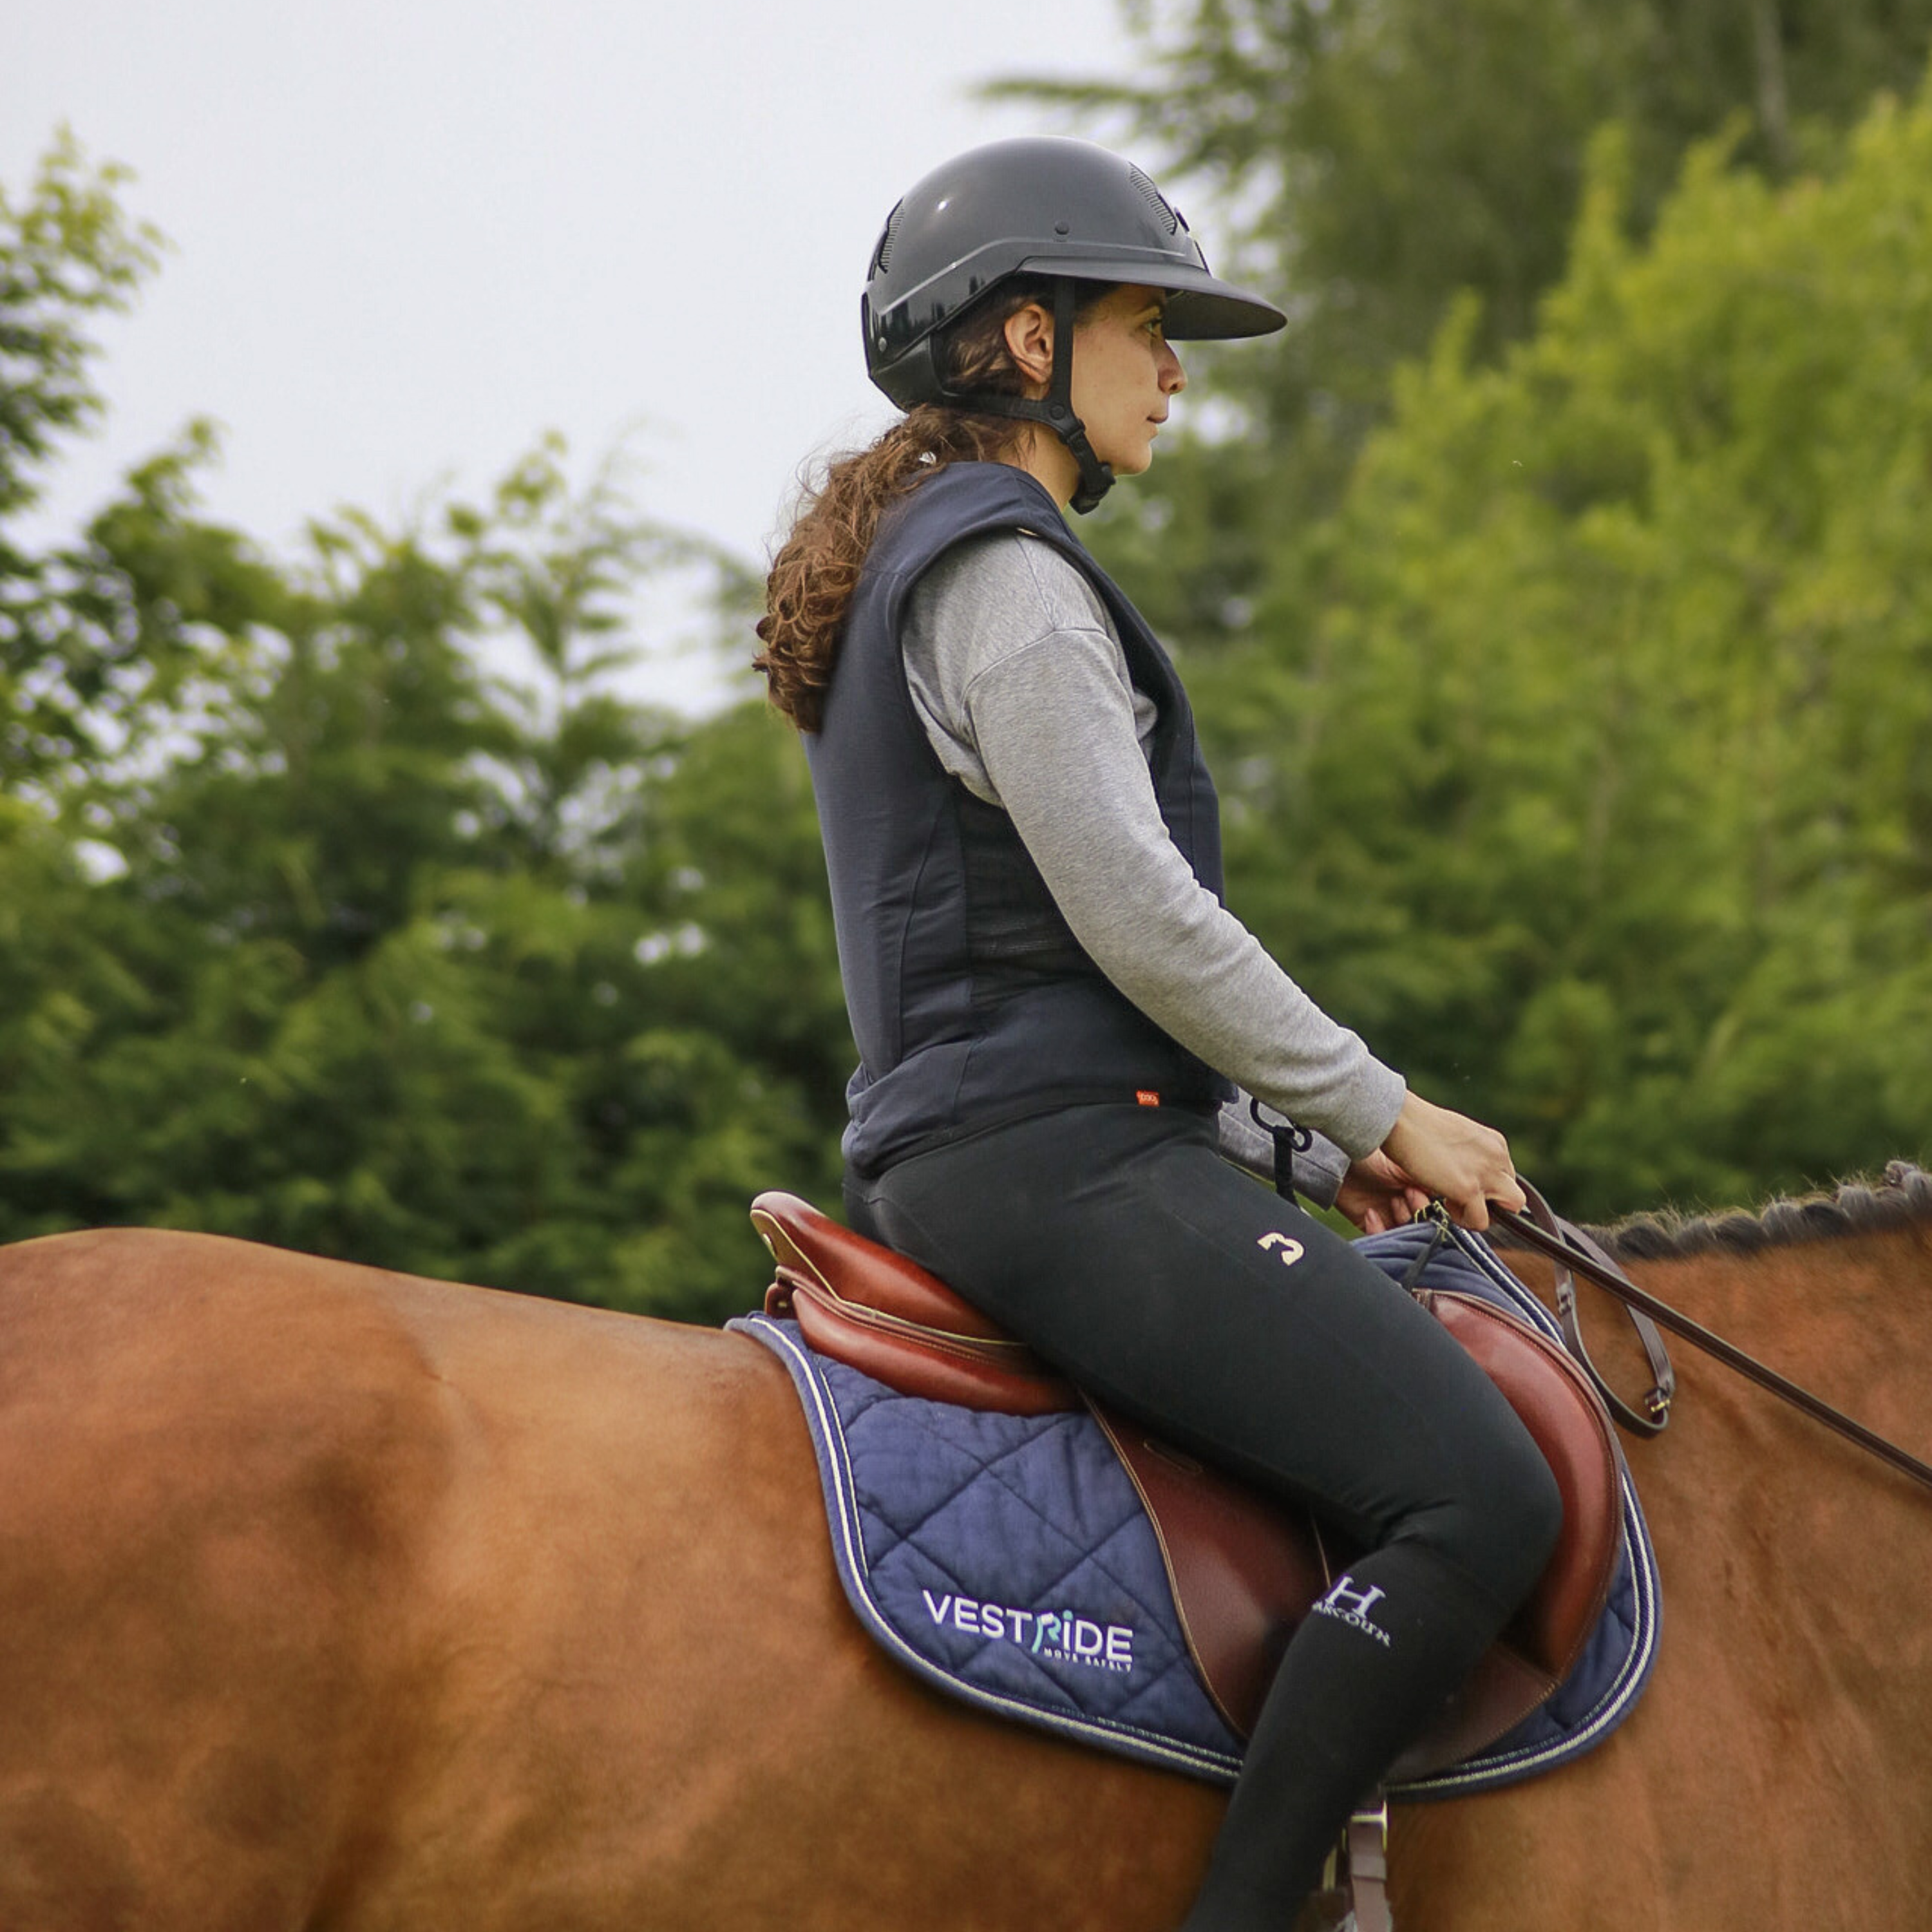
[862,137,1286,511]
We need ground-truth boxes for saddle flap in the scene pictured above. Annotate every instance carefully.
[1087,1403,1334,1736]
[1094,1286,1621,1761]
[1386,1289,1624,1779]
[1423,1290,1622,1681]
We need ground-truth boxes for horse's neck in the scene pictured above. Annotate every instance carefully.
[1639,1227,1932,1429]
[1408,1224,1932,1931]
[1510,1224,1932,1427]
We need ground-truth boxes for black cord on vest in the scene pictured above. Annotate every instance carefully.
[1249,1096,1314,1202]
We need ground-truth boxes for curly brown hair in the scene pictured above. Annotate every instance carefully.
[754,277,1107,731]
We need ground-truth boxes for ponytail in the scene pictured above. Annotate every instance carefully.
[755,277,1106,731]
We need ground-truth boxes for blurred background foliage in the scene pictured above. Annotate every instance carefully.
[5,8,1930,1320]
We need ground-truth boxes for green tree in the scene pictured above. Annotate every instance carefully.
[1200,98,1932,1215]
[1,448,846,1318]
[0,142,846,1321]
[0,132,220,791]
[1003,0,1932,653]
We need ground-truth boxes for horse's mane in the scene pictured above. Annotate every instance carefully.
[1575,1160,1932,1262]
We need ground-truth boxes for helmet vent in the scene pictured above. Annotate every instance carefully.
[1128,167,1180,236]
[873,203,902,277]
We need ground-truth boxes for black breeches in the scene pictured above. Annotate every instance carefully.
[846,1102,1558,1610]
[846,1101,1562,1928]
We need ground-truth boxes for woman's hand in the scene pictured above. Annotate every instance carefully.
[1335,1151,1432,1235]
[1379,1090,1526,1232]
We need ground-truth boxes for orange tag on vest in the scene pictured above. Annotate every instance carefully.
[1135,1090,1161,1107]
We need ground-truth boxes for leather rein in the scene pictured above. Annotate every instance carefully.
[1491,1180,1932,1497]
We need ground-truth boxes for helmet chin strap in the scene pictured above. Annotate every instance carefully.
[938,279,1116,514]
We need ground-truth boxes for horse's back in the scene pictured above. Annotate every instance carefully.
[0,1229,822,1930]
[0,1229,1222,1931]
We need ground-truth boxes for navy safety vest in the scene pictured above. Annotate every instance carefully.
[806,462,1233,1175]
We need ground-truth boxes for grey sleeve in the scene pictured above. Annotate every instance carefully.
[911,533,1406,1158]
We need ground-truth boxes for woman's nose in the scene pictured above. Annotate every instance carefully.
[1161,343,1186,393]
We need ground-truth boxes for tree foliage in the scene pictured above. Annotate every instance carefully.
[1197,100,1932,1215]
[0,151,847,1321]
[0,131,196,788]
[8,60,1932,1315]
[1003,0,1932,652]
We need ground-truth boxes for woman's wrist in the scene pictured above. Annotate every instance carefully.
[1324,1061,1408,1162]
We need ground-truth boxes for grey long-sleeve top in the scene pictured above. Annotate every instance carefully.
[901,529,1406,1205]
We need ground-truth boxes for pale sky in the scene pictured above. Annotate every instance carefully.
[3,0,1151,710]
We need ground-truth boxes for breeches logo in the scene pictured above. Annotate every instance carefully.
[921,1590,1135,1672]
[1311,1574,1392,1647]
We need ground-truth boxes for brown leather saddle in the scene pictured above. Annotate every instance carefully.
[751,1191,1624,1781]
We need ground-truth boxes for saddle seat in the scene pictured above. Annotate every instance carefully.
[751,1191,1624,1778]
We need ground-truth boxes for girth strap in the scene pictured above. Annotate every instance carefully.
[1493,1180,1932,1497]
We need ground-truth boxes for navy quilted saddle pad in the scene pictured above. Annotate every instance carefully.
[730,1217,1660,1797]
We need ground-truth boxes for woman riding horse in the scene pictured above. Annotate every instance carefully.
[754,137,1561,1931]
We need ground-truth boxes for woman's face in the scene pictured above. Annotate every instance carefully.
[1068,283,1186,478]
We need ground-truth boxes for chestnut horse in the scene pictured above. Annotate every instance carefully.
[1,1167,1928,1931]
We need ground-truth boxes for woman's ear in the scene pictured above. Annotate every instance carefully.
[1002,301,1056,393]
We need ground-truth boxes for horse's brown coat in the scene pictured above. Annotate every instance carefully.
[0,1215,1927,1930]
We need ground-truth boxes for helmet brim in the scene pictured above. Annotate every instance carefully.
[1011,251,1286,340]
